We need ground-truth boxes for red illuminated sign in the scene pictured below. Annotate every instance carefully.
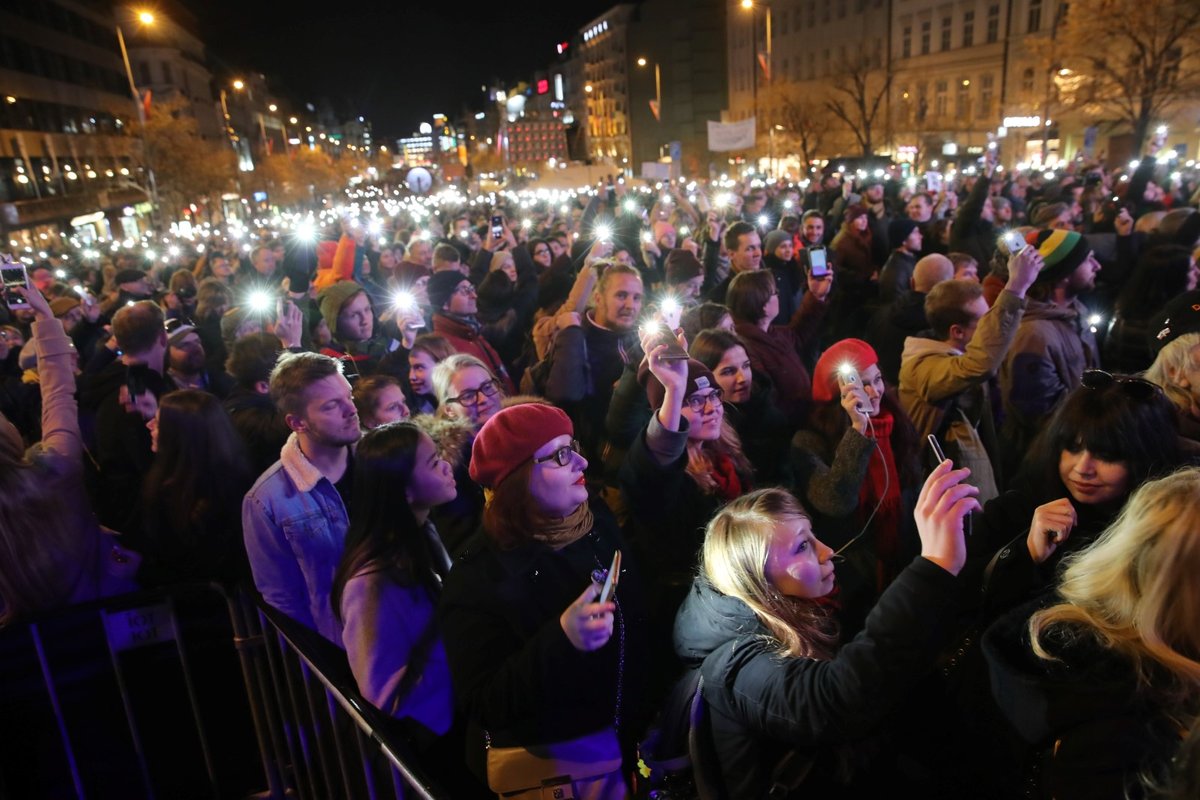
[537,79,549,95]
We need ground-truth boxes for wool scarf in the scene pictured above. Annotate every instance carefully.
[530,502,595,551]
[859,410,902,586]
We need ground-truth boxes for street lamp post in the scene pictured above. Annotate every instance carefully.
[115,12,161,231]
[740,0,773,176]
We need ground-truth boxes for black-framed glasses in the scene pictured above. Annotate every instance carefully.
[533,438,582,468]
[1080,370,1161,400]
[445,379,499,407]
[685,388,724,413]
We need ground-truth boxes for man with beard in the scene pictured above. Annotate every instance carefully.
[163,319,233,397]
[242,352,360,646]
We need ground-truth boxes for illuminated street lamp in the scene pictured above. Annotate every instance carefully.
[116,8,160,229]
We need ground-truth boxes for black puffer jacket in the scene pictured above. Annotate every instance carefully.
[982,599,1187,800]
[673,559,960,798]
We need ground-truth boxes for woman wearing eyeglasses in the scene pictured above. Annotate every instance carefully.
[426,354,503,559]
[439,402,649,798]
[967,371,1185,619]
[619,350,753,671]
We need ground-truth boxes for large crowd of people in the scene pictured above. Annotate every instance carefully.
[2,154,1199,799]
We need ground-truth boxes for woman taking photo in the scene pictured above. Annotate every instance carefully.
[791,338,922,632]
[674,462,978,797]
[621,351,753,589]
[332,422,468,781]
[726,268,831,426]
[0,287,137,623]
[440,402,648,798]
[982,467,1200,799]
[690,328,792,483]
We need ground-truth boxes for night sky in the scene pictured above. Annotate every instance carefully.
[184,0,615,139]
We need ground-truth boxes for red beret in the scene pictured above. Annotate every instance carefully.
[812,339,879,404]
[469,403,574,489]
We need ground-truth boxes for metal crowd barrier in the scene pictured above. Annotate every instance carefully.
[0,583,451,800]
[233,591,451,800]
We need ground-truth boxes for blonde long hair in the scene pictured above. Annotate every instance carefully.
[1144,333,1200,417]
[702,488,838,660]
[1030,467,1200,706]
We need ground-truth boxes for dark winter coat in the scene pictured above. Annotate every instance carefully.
[439,501,649,751]
[982,599,1189,800]
[673,559,960,798]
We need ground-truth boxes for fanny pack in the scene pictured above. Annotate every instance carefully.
[486,726,625,799]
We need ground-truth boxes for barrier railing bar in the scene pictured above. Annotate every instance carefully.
[297,658,339,794]
[322,685,360,798]
[166,597,220,797]
[224,592,287,799]
[257,615,315,800]
[274,627,325,799]
[99,608,158,800]
[29,623,88,800]
[259,609,444,800]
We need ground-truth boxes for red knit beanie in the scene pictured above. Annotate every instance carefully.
[469,403,574,489]
[812,339,879,404]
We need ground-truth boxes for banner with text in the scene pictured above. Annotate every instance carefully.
[707,117,756,152]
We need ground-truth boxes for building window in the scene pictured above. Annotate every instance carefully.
[921,21,931,54]
[941,17,952,50]
[980,73,995,117]
[956,78,970,117]
[161,61,172,83]
[138,61,151,85]
[808,1,816,27]
[807,52,816,79]
[838,0,846,19]
[1022,67,1035,92]
[902,26,912,58]
[935,80,948,117]
[780,9,789,34]
[963,10,974,46]
[1028,0,1042,33]
[987,5,1000,42]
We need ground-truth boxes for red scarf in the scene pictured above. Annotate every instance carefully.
[710,453,744,501]
[858,410,902,588]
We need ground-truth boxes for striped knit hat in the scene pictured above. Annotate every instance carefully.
[1032,229,1090,283]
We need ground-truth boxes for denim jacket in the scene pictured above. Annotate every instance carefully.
[242,433,349,647]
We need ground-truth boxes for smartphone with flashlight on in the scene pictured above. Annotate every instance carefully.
[643,320,689,360]
[837,364,863,412]
[999,230,1028,257]
[807,245,829,278]
[1,259,30,309]
[490,214,505,240]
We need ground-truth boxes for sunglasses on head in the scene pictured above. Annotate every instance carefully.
[1080,370,1161,400]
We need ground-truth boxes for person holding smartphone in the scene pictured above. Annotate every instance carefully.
[439,403,649,796]
[0,285,138,623]
[674,463,976,797]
